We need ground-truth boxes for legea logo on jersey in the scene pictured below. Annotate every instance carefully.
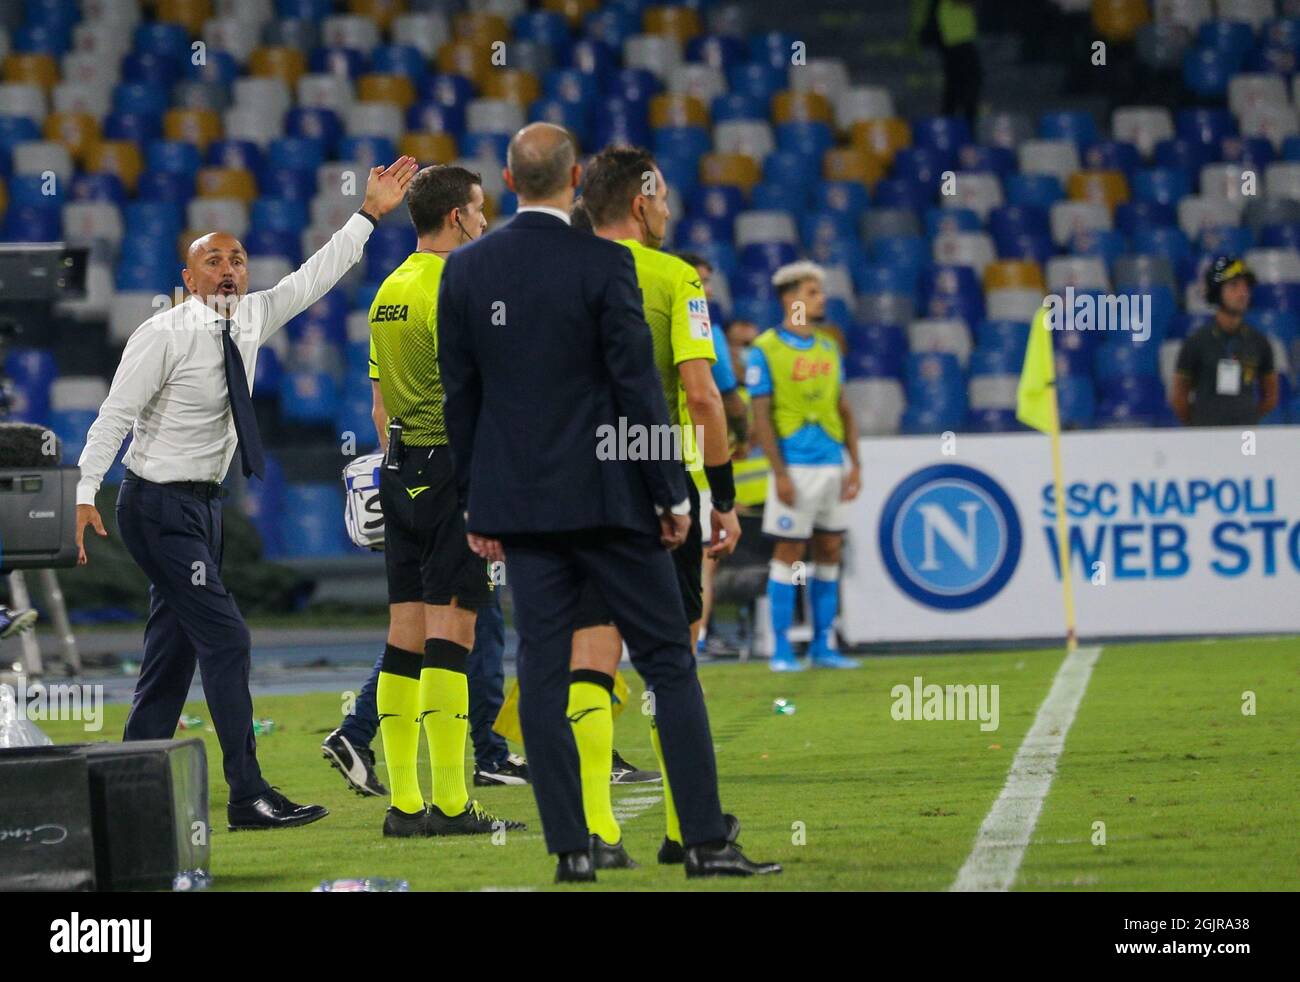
[878,464,1021,610]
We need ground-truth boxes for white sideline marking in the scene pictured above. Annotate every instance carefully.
[950,645,1103,893]
[613,792,663,823]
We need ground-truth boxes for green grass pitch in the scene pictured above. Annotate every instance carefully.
[38,636,1299,891]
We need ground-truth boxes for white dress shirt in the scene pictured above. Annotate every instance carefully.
[76,213,375,506]
[515,204,572,225]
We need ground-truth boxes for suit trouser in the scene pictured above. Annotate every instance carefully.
[503,527,726,855]
[116,475,269,803]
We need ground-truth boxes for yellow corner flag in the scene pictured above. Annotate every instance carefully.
[1016,304,1059,434]
[1017,302,1078,651]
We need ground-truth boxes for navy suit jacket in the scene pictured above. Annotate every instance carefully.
[436,210,686,538]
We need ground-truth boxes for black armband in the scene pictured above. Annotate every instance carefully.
[357,208,379,228]
[704,462,736,512]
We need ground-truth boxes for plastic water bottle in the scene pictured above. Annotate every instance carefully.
[177,714,204,730]
[314,878,409,893]
[173,869,212,891]
[252,718,275,736]
[773,698,797,716]
[0,683,52,748]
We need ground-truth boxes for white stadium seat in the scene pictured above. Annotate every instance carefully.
[188,198,249,239]
[297,73,355,112]
[667,63,727,105]
[907,318,973,367]
[61,203,125,251]
[844,378,904,435]
[835,86,895,128]
[945,172,1004,219]
[1264,161,1300,201]
[1244,247,1300,284]
[345,102,405,140]
[1112,106,1175,159]
[1153,0,1213,30]
[1228,73,1289,119]
[233,78,291,119]
[1215,0,1276,30]
[789,57,851,104]
[109,291,168,345]
[202,18,260,63]
[623,35,683,80]
[1199,162,1253,206]
[0,83,47,123]
[466,98,526,135]
[320,14,380,51]
[1177,194,1243,239]
[248,256,293,292]
[968,374,1019,410]
[51,376,110,411]
[1047,255,1110,292]
[977,110,1032,151]
[1049,201,1112,247]
[986,288,1045,322]
[1242,101,1299,150]
[13,141,74,183]
[713,120,775,158]
[52,81,110,117]
[61,51,118,88]
[1018,138,1081,182]
[223,106,283,145]
[392,13,451,58]
[733,210,798,248]
[932,231,996,274]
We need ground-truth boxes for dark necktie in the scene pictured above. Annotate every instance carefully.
[222,319,265,480]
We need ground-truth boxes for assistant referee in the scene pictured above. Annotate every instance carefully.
[367,164,525,838]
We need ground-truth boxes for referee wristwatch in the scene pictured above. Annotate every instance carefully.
[656,499,692,517]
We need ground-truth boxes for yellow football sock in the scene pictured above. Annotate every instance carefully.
[650,716,681,844]
[421,638,470,815]
[376,644,423,814]
[569,672,619,844]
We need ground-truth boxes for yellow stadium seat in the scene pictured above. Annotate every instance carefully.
[1068,169,1129,211]
[643,5,702,42]
[454,12,509,44]
[648,93,709,129]
[164,108,222,153]
[399,132,458,165]
[86,141,144,193]
[4,53,59,90]
[1092,0,1150,43]
[481,191,499,222]
[248,47,307,88]
[0,179,8,221]
[196,166,258,203]
[849,117,911,164]
[483,69,541,107]
[437,41,491,88]
[157,0,212,35]
[44,112,101,165]
[357,73,416,109]
[983,260,1045,292]
[823,147,886,187]
[543,0,599,25]
[349,0,407,30]
[771,90,833,126]
[699,152,761,194]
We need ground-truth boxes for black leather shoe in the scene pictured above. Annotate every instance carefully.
[382,805,428,838]
[684,841,782,878]
[590,834,639,870]
[228,788,328,831]
[658,812,741,864]
[555,850,596,883]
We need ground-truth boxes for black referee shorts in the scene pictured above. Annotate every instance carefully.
[574,478,703,630]
[379,445,495,609]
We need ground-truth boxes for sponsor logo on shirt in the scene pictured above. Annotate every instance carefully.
[687,297,712,341]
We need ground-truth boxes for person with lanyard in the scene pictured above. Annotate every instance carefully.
[74,156,419,830]
[363,163,526,839]
[747,261,863,672]
[1172,256,1279,427]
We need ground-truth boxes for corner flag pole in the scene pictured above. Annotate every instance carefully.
[1017,304,1078,652]
[1047,402,1078,652]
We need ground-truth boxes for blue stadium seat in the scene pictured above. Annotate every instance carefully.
[1251,282,1300,310]
[15,21,72,55]
[122,52,181,87]
[1259,222,1300,248]
[146,140,202,176]
[925,206,982,238]
[688,34,748,73]
[965,408,1020,432]
[207,139,262,173]
[872,178,930,214]
[1094,338,1160,381]
[655,148,700,200]
[1004,173,1064,208]
[133,21,190,62]
[1097,375,1167,426]
[2,205,60,242]
[728,61,786,103]
[751,181,812,213]
[652,126,710,162]
[187,49,239,87]
[310,47,366,80]
[900,405,965,434]
[750,31,800,71]
[104,110,163,145]
[711,92,764,123]
[69,173,126,203]
[113,82,170,118]
[969,346,1021,375]
[338,136,398,168]
[1220,135,1274,168]
[514,10,572,54]
[1182,47,1234,99]
[815,180,871,217]
[123,201,182,239]
[530,97,591,145]
[420,74,476,110]
[1250,309,1299,345]
[1196,20,1257,65]
[740,242,798,276]
[1116,200,1177,236]
[1198,224,1255,256]
[583,7,637,48]
[1039,109,1098,148]
[136,170,194,203]
[285,108,343,149]
[1072,228,1126,266]
[801,210,857,247]
[921,264,985,323]
[371,44,427,82]
[1132,226,1192,266]
[858,261,920,298]
[280,483,348,558]
[775,121,833,159]
[49,409,97,463]
[910,115,972,163]
[869,236,927,275]
[408,101,466,138]
[893,146,946,193]
[1154,138,1214,174]
[674,215,724,246]
[1166,312,1211,339]
[764,149,819,188]
[260,167,314,201]
[252,345,282,396]
[609,68,662,106]
[1082,139,1141,179]
[267,136,326,175]
[0,118,42,148]
[732,296,783,329]
[568,38,618,85]
[591,96,650,147]
[955,143,1017,179]
[280,371,339,426]
[690,185,746,225]
[1175,108,1238,148]
[245,228,300,264]
[545,68,600,109]
[1057,376,1096,428]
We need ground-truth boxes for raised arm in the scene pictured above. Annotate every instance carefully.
[254,156,419,344]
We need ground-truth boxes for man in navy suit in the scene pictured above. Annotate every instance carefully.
[437,123,780,882]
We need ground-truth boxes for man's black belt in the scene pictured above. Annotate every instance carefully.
[125,470,226,500]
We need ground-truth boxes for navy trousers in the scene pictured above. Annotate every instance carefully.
[503,527,726,855]
[117,475,269,803]
[340,599,510,770]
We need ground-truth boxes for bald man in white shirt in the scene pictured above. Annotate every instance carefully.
[75,156,417,830]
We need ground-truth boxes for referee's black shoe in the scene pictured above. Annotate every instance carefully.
[658,812,741,864]
[426,799,526,835]
[321,728,388,797]
[382,805,428,838]
[685,841,782,878]
[590,834,639,870]
[228,788,328,831]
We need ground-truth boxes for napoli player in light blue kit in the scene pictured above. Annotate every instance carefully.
[747,262,861,671]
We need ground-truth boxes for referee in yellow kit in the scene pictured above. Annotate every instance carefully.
[368,164,524,838]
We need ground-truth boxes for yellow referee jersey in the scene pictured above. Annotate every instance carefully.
[367,252,447,446]
[617,238,716,473]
